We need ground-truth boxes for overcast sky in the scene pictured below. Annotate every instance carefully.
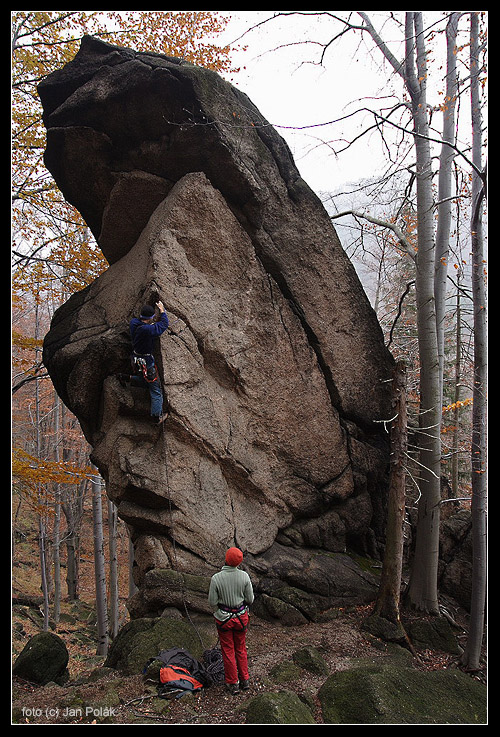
[214,11,486,301]
[216,11,482,202]
[217,11,402,195]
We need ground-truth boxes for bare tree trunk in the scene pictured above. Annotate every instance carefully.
[107,498,119,640]
[62,454,86,601]
[462,10,487,670]
[372,361,408,623]
[358,12,442,614]
[435,12,460,399]
[52,395,61,625]
[92,474,109,656]
[401,12,441,614]
[451,282,462,499]
[65,526,80,601]
[38,518,50,631]
[34,299,50,631]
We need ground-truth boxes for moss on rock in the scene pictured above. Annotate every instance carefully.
[245,690,316,724]
[292,646,329,676]
[318,662,486,724]
[104,616,205,674]
[269,660,302,684]
[12,632,69,686]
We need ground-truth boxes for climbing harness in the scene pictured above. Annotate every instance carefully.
[129,315,162,383]
[216,603,249,632]
[132,352,158,383]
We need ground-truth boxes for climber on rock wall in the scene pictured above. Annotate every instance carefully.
[118,301,169,424]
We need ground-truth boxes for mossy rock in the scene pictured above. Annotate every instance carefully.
[252,594,307,626]
[404,616,461,655]
[361,613,409,645]
[245,690,316,724]
[269,660,302,683]
[292,646,329,676]
[12,632,69,686]
[318,662,486,724]
[104,616,204,675]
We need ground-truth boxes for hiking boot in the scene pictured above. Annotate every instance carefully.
[226,683,240,695]
[240,679,250,691]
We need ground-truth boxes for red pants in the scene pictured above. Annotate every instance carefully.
[217,613,249,685]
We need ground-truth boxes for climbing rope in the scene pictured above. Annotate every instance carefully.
[201,646,225,684]
[130,297,224,672]
[159,416,208,652]
[159,415,228,682]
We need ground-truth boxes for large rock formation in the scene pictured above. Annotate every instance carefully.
[40,36,395,618]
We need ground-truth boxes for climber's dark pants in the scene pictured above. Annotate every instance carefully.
[131,362,163,418]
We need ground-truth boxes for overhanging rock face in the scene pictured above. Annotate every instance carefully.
[40,36,395,619]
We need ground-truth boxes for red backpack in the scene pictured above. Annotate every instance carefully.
[159,664,204,693]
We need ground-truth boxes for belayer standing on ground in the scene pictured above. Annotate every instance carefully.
[119,301,169,424]
[208,547,254,695]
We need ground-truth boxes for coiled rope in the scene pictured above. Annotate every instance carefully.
[202,646,225,684]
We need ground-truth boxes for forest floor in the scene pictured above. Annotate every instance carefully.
[12,504,486,725]
[13,600,483,725]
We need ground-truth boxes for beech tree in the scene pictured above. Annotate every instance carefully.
[91,474,108,656]
[461,11,487,672]
[342,12,441,614]
[108,499,120,640]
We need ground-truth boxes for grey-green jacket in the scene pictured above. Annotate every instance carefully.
[208,565,254,622]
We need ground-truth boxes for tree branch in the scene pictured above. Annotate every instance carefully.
[331,209,415,259]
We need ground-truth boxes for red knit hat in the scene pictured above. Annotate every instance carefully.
[225,547,243,567]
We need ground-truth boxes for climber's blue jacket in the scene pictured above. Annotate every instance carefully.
[130,311,169,357]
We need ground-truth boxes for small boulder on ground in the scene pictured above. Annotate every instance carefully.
[245,690,316,724]
[292,646,329,676]
[317,661,486,724]
[12,632,69,686]
[104,615,211,675]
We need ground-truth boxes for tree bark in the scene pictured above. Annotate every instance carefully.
[107,498,119,640]
[461,11,487,670]
[373,361,408,623]
[92,474,109,656]
[52,395,62,625]
[34,300,50,631]
[402,12,441,614]
[451,282,462,499]
[358,11,442,614]
[435,12,460,400]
